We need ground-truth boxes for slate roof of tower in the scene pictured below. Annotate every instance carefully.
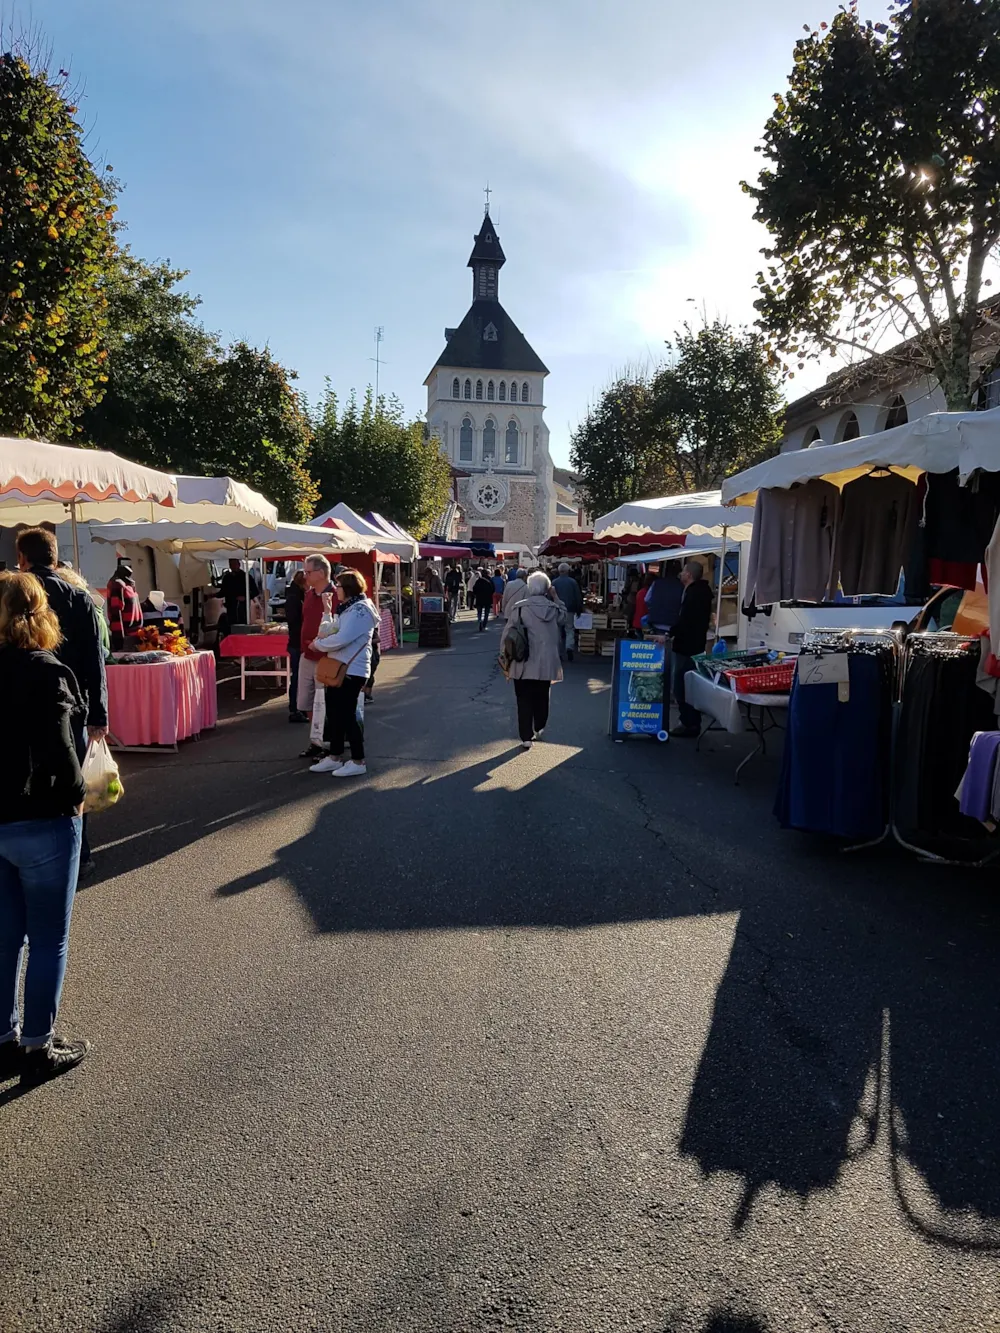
[468,213,506,267]
[433,300,548,375]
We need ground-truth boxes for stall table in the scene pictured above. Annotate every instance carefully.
[685,670,790,785]
[107,651,217,751]
[220,632,290,700]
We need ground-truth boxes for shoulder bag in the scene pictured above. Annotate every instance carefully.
[316,640,366,688]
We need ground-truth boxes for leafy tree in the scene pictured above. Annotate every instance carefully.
[81,255,318,522]
[745,0,1000,409]
[569,371,679,520]
[0,44,118,437]
[651,319,783,489]
[310,386,452,536]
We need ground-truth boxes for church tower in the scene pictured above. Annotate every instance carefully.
[425,212,556,550]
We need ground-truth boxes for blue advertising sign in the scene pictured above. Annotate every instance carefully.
[610,637,668,740]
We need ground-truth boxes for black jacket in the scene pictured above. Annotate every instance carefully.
[0,647,86,823]
[471,577,495,609]
[29,564,108,728]
[670,578,713,657]
[284,581,305,653]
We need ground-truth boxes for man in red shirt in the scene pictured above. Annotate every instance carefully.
[296,554,333,759]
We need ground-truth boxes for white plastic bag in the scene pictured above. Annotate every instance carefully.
[310,689,327,747]
[82,738,124,814]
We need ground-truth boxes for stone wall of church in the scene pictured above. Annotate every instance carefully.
[456,474,537,549]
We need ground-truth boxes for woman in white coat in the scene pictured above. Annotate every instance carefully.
[501,570,567,749]
[309,569,380,778]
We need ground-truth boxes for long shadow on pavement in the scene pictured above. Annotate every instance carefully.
[211,623,1000,1255]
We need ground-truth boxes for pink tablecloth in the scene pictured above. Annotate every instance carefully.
[379,608,398,651]
[220,633,289,659]
[107,652,218,747]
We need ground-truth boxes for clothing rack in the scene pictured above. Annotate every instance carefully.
[800,628,999,865]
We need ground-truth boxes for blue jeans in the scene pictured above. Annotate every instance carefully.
[0,816,83,1045]
[671,652,701,731]
[288,645,301,713]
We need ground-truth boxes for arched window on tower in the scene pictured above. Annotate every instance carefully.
[521,382,529,403]
[509,381,518,402]
[476,380,483,400]
[884,395,908,430]
[459,416,473,462]
[836,411,860,443]
[505,419,519,464]
[803,426,823,448]
[487,380,495,401]
[452,377,460,399]
[464,379,472,400]
[483,417,496,460]
[498,381,506,402]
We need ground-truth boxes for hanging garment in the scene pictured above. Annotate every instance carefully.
[834,473,919,596]
[927,559,979,591]
[744,480,841,605]
[774,649,893,840]
[923,469,1000,565]
[958,732,1000,822]
[894,646,996,840]
[985,510,1000,642]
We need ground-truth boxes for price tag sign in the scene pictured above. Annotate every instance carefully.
[797,652,850,686]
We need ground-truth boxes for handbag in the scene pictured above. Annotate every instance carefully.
[316,641,365,688]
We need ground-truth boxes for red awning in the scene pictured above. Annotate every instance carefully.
[538,531,688,560]
[419,543,471,559]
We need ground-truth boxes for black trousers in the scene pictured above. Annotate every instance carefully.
[324,676,365,761]
[514,679,550,742]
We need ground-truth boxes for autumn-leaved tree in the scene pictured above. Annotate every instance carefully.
[652,319,783,489]
[569,371,679,520]
[746,0,1000,408]
[0,44,118,436]
[81,255,318,521]
[310,386,451,536]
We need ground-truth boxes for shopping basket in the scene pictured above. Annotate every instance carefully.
[724,660,797,695]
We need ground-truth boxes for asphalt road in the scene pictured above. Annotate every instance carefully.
[2,613,999,1333]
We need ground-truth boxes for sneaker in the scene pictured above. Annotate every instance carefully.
[533,729,545,741]
[0,1038,22,1081]
[21,1036,90,1087]
[289,711,309,724]
[310,755,345,773]
[520,740,533,751]
[299,743,326,759]
[331,761,367,778]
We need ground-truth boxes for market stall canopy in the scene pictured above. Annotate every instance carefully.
[594,492,753,543]
[419,543,472,559]
[538,531,688,560]
[88,519,373,557]
[312,501,417,561]
[365,510,420,551]
[721,407,1000,507]
[0,436,176,525]
[618,543,725,565]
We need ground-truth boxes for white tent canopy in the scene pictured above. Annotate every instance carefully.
[0,435,176,513]
[88,519,373,556]
[312,501,418,560]
[721,407,1000,507]
[618,542,726,565]
[0,471,275,529]
[594,491,754,543]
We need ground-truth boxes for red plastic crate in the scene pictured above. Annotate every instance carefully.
[725,660,797,695]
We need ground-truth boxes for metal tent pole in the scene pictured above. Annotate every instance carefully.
[70,500,81,570]
[395,562,404,644]
[714,525,729,645]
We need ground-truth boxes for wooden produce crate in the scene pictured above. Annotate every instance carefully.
[576,630,598,654]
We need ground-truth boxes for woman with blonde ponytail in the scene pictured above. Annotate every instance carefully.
[0,572,90,1087]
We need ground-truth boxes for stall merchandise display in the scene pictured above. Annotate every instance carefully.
[107,651,218,749]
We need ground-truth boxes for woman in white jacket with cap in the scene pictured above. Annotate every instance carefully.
[309,569,381,777]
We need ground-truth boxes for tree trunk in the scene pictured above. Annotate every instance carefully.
[939,335,974,412]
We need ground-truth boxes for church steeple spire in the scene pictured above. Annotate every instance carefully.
[468,213,505,302]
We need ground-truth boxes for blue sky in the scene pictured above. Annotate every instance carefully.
[39,0,891,467]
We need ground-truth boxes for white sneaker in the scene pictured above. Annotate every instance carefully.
[520,740,533,750]
[310,755,344,773]
[533,729,545,741]
[331,760,367,778]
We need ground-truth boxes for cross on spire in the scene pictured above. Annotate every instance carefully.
[483,182,492,215]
